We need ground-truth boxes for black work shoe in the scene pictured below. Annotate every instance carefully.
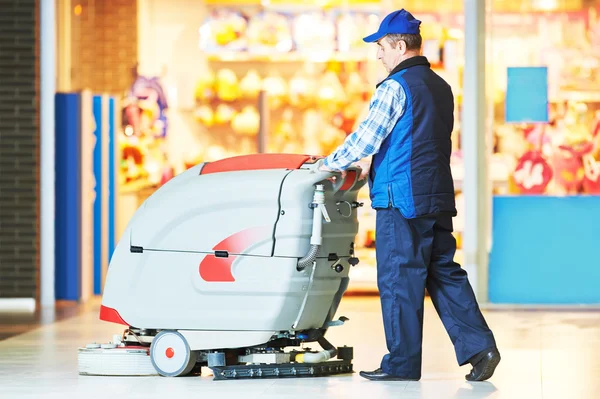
[359,368,419,381]
[465,348,501,381]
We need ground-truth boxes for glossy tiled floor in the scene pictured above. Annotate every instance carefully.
[0,300,92,340]
[1,297,599,399]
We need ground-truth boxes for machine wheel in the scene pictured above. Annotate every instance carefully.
[150,330,197,377]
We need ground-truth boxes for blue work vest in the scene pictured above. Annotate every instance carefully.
[368,56,457,218]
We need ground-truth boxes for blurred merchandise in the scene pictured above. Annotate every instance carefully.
[239,69,262,99]
[216,68,241,102]
[198,9,248,52]
[119,71,173,190]
[106,0,600,295]
[293,11,337,55]
[247,11,293,54]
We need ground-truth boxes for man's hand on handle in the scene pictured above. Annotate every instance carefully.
[354,159,371,181]
[319,164,347,181]
[319,160,370,182]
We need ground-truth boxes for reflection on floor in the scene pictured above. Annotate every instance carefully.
[0,300,93,341]
[1,296,599,399]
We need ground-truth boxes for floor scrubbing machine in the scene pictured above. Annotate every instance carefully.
[78,154,366,380]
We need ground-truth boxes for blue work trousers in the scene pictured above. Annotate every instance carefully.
[375,207,496,379]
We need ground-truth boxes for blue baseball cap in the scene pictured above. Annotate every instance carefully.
[363,9,421,43]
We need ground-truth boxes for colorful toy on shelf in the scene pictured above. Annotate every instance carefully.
[122,101,141,138]
[332,100,364,135]
[118,133,171,187]
[591,110,600,161]
[246,11,293,54]
[582,153,600,194]
[552,141,594,194]
[551,101,594,194]
[512,150,553,195]
[127,72,169,138]
[288,69,317,108]
[262,73,288,109]
[214,103,236,125]
[139,99,163,138]
[194,105,215,127]
[593,110,600,140]
[301,109,323,155]
[319,124,346,155]
[317,70,347,115]
[194,67,216,102]
[270,108,301,153]
[293,12,336,55]
[336,11,380,53]
[239,69,262,99]
[231,106,260,136]
[119,69,173,189]
[345,70,368,101]
[495,124,529,162]
[216,69,241,102]
[120,138,147,184]
[198,9,248,51]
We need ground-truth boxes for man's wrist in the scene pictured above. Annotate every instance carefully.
[323,156,337,170]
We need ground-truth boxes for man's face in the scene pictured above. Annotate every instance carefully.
[377,37,404,73]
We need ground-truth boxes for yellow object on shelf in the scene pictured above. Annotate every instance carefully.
[262,73,288,109]
[194,105,215,127]
[215,103,237,124]
[239,69,262,99]
[194,68,216,102]
[317,70,347,113]
[231,106,260,136]
[216,69,241,102]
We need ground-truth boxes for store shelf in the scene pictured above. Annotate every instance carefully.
[205,0,381,6]
[205,51,372,63]
[550,90,600,103]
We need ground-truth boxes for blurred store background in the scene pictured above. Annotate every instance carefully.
[1,0,600,313]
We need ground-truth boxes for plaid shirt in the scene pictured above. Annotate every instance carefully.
[323,79,406,170]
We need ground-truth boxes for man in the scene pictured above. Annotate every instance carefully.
[320,9,500,382]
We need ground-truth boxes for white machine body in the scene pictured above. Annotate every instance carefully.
[100,154,365,351]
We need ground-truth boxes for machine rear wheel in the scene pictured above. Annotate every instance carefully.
[150,330,197,377]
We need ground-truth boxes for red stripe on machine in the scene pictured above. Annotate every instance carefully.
[213,226,270,254]
[198,226,270,282]
[99,305,129,326]
[200,153,321,175]
[199,255,236,282]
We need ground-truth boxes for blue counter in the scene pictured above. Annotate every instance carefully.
[489,196,600,304]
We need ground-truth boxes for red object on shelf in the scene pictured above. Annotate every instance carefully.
[553,142,594,193]
[582,155,600,194]
[513,151,553,194]
[200,153,322,175]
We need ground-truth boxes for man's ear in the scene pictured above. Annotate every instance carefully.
[397,40,406,53]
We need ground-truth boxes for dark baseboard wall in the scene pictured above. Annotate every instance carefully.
[0,0,40,300]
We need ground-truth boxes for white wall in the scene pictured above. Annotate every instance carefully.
[138,0,212,109]
[137,0,212,170]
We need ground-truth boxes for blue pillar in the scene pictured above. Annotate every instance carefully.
[93,95,104,295]
[55,93,82,301]
[108,96,117,262]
